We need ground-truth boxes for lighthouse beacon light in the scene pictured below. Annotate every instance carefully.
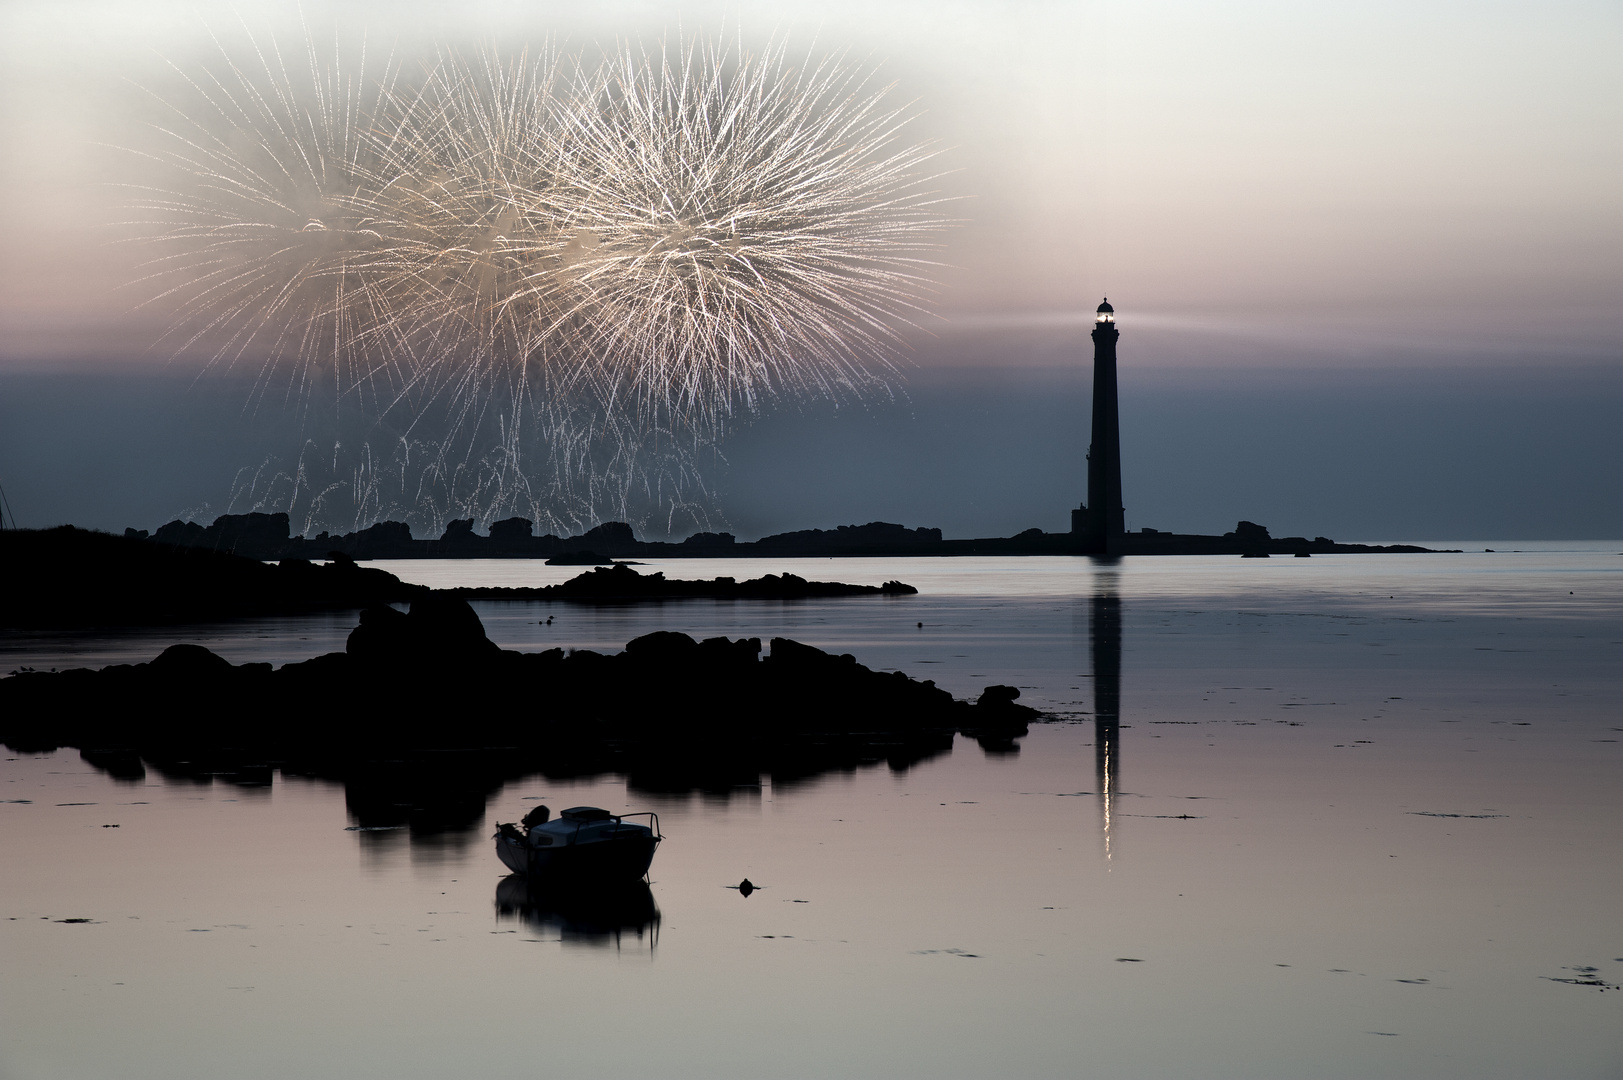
[1096,299,1115,323]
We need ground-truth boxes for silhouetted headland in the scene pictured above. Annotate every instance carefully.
[0,528,918,628]
[123,511,1449,561]
[3,525,424,627]
[1,598,1036,809]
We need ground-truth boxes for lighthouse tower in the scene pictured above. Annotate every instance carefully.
[1071,299,1125,554]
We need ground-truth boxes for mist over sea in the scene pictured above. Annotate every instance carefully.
[2,547,1620,1078]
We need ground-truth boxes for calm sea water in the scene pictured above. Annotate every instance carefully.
[3,545,1621,1079]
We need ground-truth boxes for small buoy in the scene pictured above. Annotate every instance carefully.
[916,622,923,628]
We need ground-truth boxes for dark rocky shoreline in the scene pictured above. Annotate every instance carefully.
[0,527,915,628]
[1,597,1036,821]
[127,511,1449,562]
[0,513,1435,833]
[4,525,423,627]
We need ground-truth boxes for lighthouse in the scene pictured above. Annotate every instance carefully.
[1072,299,1125,554]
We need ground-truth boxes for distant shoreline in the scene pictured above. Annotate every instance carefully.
[126,512,1453,562]
[1,522,1449,632]
[0,527,920,629]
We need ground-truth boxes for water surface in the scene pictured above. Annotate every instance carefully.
[3,547,1620,1078]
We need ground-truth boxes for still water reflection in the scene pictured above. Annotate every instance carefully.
[3,551,1622,1079]
[494,877,661,952]
[1091,577,1122,865]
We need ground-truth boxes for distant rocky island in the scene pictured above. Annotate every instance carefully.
[125,511,1447,561]
[443,562,918,602]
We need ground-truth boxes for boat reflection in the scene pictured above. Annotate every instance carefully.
[494,875,661,951]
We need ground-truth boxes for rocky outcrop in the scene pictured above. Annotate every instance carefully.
[960,684,1039,752]
[1,600,1034,802]
[488,518,535,547]
[442,562,919,602]
[545,551,617,566]
[153,512,291,557]
[344,594,502,664]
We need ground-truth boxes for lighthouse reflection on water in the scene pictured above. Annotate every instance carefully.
[1090,570,1123,865]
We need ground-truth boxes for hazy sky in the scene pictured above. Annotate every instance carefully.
[3,0,1619,368]
[1,1,1619,538]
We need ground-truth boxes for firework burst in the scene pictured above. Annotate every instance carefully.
[552,37,947,434]
[126,30,406,412]
[127,26,950,532]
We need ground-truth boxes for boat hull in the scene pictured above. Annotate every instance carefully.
[495,832,658,884]
[495,832,531,875]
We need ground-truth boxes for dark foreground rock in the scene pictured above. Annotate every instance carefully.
[1,599,1036,819]
[2,527,425,628]
[444,562,919,602]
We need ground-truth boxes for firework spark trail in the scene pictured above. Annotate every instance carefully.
[362,49,573,391]
[563,38,948,434]
[221,409,718,540]
[130,27,950,534]
[126,28,411,416]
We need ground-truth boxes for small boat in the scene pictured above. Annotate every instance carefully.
[494,805,661,884]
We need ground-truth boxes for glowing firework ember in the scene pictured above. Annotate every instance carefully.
[127,29,949,533]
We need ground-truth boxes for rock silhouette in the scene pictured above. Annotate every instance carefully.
[1,526,423,628]
[961,684,1037,753]
[545,551,617,566]
[344,595,502,664]
[1,599,1036,822]
[446,562,918,602]
[0,528,911,629]
[123,513,1450,561]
